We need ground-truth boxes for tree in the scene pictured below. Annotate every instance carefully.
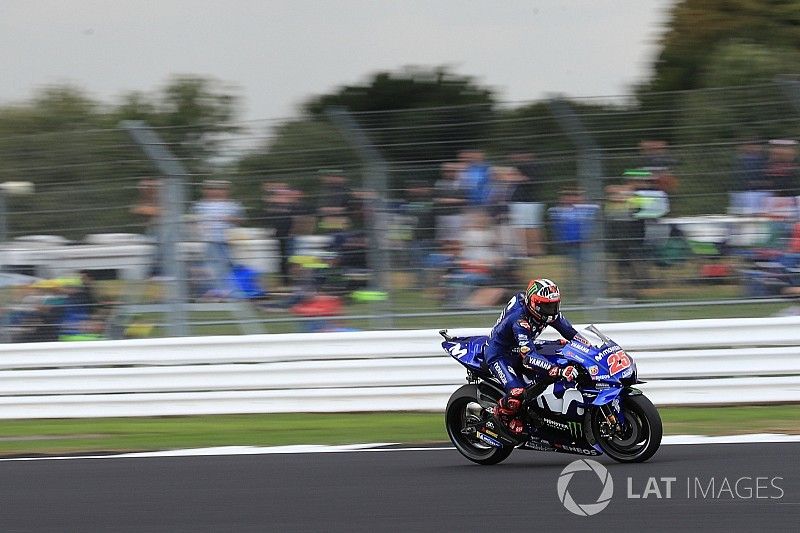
[304,67,495,174]
[0,77,241,238]
[649,0,800,92]
[236,119,360,199]
[701,41,800,88]
[677,42,800,144]
[115,75,240,164]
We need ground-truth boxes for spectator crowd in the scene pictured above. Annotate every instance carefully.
[171,144,683,312]
[4,137,800,341]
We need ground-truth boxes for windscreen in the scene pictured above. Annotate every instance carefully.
[574,326,611,348]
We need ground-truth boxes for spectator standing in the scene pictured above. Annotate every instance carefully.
[130,178,163,277]
[628,170,670,233]
[729,142,769,215]
[604,183,644,299]
[260,181,304,287]
[626,170,670,292]
[455,211,512,308]
[404,180,436,287]
[488,166,524,258]
[548,188,597,264]
[508,153,545,256]
[192,180,245,298]
[765,139,799,199]
[316,171,352,234]
[457,210,501,292]
[434,162,467,242]
[457,150,492,210]
[639,140,679,195]
[548,188,600,303]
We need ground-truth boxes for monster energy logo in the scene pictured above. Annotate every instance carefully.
[542,419,583,438]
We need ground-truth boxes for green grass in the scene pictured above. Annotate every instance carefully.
[0,405,798,456]
[660,404,800,436]
[126,298,796,337]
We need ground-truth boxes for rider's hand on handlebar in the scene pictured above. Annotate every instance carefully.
[557,338,568,346]
[549,365,579,382]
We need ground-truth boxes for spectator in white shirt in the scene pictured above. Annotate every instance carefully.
[192,180,244,298]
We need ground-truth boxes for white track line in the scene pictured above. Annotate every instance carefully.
[663,433,800,445]
[0,434,798,462]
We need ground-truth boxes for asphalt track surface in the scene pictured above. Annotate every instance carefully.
[0,443,798,532]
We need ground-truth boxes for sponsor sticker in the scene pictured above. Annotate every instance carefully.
[556,444,599,456]
[598,345,622,357]
[571,343,591,354]
[477,432,503,448]
[527,357,553,371]
[493,362,508,384]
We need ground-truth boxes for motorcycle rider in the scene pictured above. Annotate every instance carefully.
[485,278,579,437]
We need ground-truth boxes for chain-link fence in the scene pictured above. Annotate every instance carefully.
[3,81,800,341]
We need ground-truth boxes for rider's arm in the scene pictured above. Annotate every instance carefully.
[551,313,578,341]
[512,319,555,373]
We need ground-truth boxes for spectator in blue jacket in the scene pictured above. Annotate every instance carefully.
[548,188,598,266]
[457,150,492,208]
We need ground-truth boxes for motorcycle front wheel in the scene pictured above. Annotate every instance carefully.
[445,384,514,465]
[590,393,662,463]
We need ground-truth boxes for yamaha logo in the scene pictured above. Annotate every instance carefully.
[557,459,614,516]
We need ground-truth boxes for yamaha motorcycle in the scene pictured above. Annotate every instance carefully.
[441,326,662,465]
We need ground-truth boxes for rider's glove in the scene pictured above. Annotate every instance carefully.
[549,365,579,382]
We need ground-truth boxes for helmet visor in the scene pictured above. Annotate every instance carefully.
[537,301,560,318]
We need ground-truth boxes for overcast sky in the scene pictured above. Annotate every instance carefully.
[0,0,674,121]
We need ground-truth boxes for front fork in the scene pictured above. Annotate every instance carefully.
[594,389,637,439]
[598,403,624,438]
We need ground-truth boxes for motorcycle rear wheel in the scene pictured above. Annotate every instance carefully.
[591,393,662,463]
[445,384,514,465]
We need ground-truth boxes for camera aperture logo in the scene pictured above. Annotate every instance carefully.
[557,459,614,516]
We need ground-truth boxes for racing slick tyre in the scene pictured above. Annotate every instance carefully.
[590,393,662,463]
[445,384,514,465]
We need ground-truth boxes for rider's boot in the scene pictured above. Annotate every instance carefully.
[492,388,527,442]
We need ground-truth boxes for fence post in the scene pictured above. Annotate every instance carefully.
[121,121,190,337]
[548,98,608,317]
[324,107,392,329]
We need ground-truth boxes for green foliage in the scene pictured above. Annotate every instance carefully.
[650,0,800,92]
[305,67,495,173]
[236,119,361,194]
[702,41,800,87]
[0,77,240,238]
[666,43,800,214]
[114,75,240,163]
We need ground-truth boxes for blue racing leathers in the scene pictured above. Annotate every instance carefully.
[484,292,578,392]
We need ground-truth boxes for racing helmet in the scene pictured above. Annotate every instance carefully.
[525,278,561,324]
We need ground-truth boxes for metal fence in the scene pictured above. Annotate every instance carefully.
[2,81,800,340]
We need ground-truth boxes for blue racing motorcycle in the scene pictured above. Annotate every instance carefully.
[440,326,662,465]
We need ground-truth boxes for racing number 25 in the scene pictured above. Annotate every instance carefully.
[608,351,631,375]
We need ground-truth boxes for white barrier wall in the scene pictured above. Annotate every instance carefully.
[0,317,799,418]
